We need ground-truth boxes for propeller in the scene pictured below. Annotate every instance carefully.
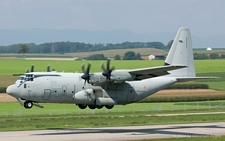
[26,64,35,73]
[47,65,50,72]
[101,60,115,80]
[81,63,91,84]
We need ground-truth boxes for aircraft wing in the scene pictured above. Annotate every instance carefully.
[129,65,186,80]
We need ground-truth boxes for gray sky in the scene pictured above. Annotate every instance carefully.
[0,0,224,37]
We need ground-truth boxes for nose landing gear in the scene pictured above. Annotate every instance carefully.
[24,101,33,109]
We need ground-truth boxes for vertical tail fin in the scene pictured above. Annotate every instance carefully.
[165,27,196,77]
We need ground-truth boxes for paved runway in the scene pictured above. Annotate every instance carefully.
[1,122,225,141]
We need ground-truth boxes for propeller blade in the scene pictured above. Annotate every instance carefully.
[81,63,85,73]
[26,68,29,73]
[47,65,50,72]
[87,63,91,74]
[101,62,106,72]
[31,64,34,72]
[101,59,115,80]
[107,60,110,70]
[81,63,91,84]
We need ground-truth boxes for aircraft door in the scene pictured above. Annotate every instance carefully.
[62,85,67,96]
[21,83,37,100]
[27,83,37,100]
[43,89,51,100]
[126,87,134,102]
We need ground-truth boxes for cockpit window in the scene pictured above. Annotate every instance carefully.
[18,77,25,80]
[25,74,34,81]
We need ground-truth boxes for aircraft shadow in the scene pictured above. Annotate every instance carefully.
[34,124,225,137]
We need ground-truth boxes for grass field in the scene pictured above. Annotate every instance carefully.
[1,101,225,117]
[1,59,225,90]
[1,101,225,131]
[0,59,225,74]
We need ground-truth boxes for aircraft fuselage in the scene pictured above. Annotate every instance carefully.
[7,72,177,108]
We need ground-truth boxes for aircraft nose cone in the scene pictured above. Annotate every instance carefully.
[6,85,20,98]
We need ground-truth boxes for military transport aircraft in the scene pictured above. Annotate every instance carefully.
[6,27,211,110]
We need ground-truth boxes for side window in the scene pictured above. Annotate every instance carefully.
[24,83,27,88]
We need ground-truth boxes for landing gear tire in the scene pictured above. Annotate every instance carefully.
[24,101,33,109]
[96,105,103,109]
[105,105,114,109]
[88,105,96,110]
[78,104,87,109]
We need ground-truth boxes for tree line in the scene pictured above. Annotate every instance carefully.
[0,41,168,53]
[86,51,142,60]
[194,53,225,60]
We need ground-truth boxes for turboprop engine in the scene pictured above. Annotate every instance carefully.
[80,60,135,86]
[88,71,135,85]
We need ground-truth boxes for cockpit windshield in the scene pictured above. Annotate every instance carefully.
[17,74,34,82]
[25,74,34,81]
[18,76,25,80]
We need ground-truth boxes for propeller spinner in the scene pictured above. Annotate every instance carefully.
[101,60,115,80]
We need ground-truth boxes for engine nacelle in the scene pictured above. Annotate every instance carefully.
[73,89,95,104]
[88,71,135,85]
[110,70,135,82]
[89,73,107,86]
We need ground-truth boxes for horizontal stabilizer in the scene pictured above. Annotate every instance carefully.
[176,77,218,82]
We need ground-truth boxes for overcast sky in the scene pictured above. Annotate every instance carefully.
[0,0,224,37]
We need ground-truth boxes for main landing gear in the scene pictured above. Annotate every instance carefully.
[24,101,33,109]
[77,104,114,110]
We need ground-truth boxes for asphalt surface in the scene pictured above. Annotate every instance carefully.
[1,122,225,141]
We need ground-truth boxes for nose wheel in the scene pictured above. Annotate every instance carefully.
[24,101,33,109]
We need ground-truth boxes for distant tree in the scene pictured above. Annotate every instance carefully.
[86,54,107,60]
[221,54,225,58]
[210,53,220,59]
[194,53,209,60]
[167,40,173,48]
[114,54,121,60]
[18,44,29,54]
[0,41,168,53]
[135,53,142,60]
[146,42,166,49]
[123,51,136,60]
[123,51,142,60]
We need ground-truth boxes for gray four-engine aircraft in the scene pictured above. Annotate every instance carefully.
[6,27,209,110]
